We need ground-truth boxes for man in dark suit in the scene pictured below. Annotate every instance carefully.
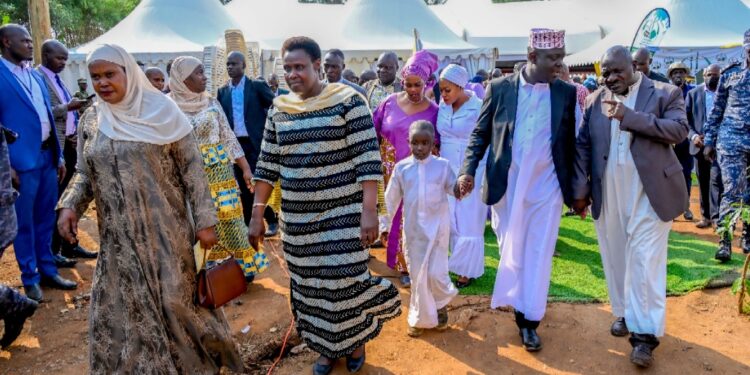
[686,64,723,229]
[668,62,696,221]
[457,29,577,352]
[0,24,77,301]
[36,39,97,267]
[267,73,289,97]
[217,51,279,236]
[632,47,669,83]
[573,46,688,368]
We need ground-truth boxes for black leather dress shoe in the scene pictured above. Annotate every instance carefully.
[611,317,629,337]
[61,245,98,259]
[519,328,542,352]
[630,344,654,368]
[264,222,279,237]
[23,284,43,302]
[53,254,77,268]
[1,295,38,348]
[40,275,78,290]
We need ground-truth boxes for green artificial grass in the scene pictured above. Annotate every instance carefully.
[452,216,743,303]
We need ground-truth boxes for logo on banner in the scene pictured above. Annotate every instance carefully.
[630,8,671,52]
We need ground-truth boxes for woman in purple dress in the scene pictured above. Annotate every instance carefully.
[373,50,440,287]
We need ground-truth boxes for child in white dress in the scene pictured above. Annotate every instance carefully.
[385,120,459,337]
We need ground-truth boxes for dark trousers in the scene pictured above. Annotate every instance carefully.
[51,139,79,255]
[674,140,694,201]
[0,284,30,320]
[514,310,540,330]
[234,137,278,226]
[694,151,714,220]
[710,159,723,223]
[14,150,58,286]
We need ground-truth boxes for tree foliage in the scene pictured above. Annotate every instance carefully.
[0,0,139,47]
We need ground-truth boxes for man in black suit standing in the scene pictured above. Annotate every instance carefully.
[457,29,577,352]
[267,73,289,97]
[686,64,722,229]
[217,51,279,236]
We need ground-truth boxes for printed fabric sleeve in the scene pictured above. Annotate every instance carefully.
[56,108,95,217]
[171,133,218,231]
[214,104,245,161]
[343,95,383,183]
[252,111,281,185]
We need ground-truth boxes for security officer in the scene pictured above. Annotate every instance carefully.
[703,28,750,263]
[0,125,38,349]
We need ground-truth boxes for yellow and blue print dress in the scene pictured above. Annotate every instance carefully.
[187,98,268,277]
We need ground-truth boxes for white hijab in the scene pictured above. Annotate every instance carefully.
[86,44,193,145]
[167,56,210,113]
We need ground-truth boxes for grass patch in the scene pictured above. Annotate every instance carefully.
[452,216,742,303]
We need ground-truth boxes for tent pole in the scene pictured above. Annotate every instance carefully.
[28,0,52,65]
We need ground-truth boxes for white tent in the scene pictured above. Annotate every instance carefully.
[227,0,495,75]
[61,0,239,89]
[565,0,750,73]
[430,0,604,61]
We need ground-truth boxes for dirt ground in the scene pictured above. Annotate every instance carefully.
[1,188,749,375]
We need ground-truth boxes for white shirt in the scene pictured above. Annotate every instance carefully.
[610,72,642,166]
[1,57,51,141]
[230,76,248,138]
[514,70,551,154]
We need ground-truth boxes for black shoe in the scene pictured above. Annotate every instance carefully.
[40,274,78,290]
[455,278,473,289]
[23,284,43,302]
[53,254,77,268]
[346,348,366,373]
[610,317,629,337]
[0,296,38,348]
[313,355,334,375]
[683,209,694,221]
[695,219,712,229]
[245,274,255,284]
[715,237,732,263]
[61,245,98,259]
[264,222,279,237]
[630,344,654,368]
[519,328,542,352]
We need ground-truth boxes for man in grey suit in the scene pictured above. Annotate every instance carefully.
[35,40,97,266]
[573,46,688,369]
[686,64,724,229]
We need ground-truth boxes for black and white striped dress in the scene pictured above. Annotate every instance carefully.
[254,89,401,358]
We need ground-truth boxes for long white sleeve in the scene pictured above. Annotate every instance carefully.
[384,166,403,227]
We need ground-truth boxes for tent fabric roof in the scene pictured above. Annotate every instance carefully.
[565,0,750,66]
[430,0,603,60]
[73,0,239,54]
[226,0,492,59]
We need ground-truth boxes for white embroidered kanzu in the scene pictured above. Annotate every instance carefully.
[595,73,671,336]
[385,155,458,328]
[490,72,562,321]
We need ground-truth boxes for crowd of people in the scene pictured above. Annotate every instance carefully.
[0,19,748,374]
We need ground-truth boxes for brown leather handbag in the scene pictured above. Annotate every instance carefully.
[196,253,247,310]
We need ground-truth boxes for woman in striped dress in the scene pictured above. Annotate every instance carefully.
[168,56,268,280]
[248,37,401,375]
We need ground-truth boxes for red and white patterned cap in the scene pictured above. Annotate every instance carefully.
[528,28,566,50]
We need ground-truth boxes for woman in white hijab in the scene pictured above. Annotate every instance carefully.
[56,44,243,374]
[437,64,487,289]
[168,56,268,281]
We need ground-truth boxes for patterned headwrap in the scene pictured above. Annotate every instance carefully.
[400,50,439,91]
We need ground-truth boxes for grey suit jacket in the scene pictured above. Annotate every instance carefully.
[35,67,70,144]
[573,75,689,222]
[685,84,709,155]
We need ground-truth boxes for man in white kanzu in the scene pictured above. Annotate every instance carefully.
[573,46,688,368]
[457,29,578,352]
